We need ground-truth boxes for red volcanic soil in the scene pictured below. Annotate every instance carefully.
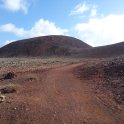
[0,35,91,57]
[0,57,124,124]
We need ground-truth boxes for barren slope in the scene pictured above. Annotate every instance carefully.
[0,35,91,57]
[1,35,124,58]
[78,42,124,58]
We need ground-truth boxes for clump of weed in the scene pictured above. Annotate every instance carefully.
[0,83,22,94]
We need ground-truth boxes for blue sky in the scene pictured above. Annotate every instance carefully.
[0,0,124,47]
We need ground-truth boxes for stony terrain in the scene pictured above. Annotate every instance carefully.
[0,56,124,124]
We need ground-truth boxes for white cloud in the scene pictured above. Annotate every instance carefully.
[70,2,97,17]
[75,14,124,46]
[90,5,97,17]
[27,19,68,37]
[0,19,68,38]
[70,2,89,16]
[0,23,26,36]
[1,0,29,13]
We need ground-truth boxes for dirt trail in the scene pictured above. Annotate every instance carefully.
[0,63,123,124]
[39,64,122,124]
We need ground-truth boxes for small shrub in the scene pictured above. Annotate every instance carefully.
[0,86,16,94]
[3,72,16,79]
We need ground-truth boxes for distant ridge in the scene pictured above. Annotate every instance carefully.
[0,35,91,57]
[1,35,124,58]
[78,41,124,58]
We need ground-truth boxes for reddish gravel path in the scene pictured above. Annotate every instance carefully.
[0,63,123,124]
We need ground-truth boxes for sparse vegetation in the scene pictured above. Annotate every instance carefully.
[2,72,16,80]
[0,57,84,73]
[0,86,16,94]
[0,83,21,94]
[0,56,124,123]
[75,56,124,104]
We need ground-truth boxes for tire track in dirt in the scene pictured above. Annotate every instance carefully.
[0,63,123,124]
[37,63,122,124]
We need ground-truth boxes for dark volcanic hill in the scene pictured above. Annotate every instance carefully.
[0,35,91,57]
[1,35,124,58]
[77,42,124,58]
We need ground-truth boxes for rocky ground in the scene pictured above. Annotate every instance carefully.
[0,56,124,124]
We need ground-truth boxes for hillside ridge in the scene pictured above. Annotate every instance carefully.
[0,35,91,57]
